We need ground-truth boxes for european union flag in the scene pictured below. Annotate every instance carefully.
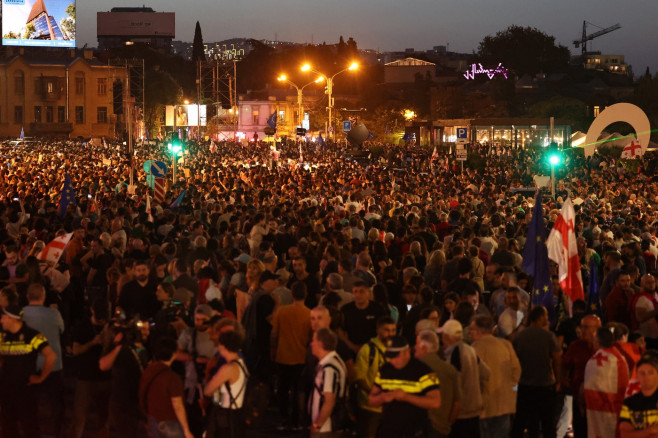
[19,127,24,140]
[170,190,186,209]
[367,132,376,140]
[588,257,600,315]
[521,190,555,325]
[58,174,76,218]
[402,133,415,141]
[318,133,327,150]
[266,112,277,129]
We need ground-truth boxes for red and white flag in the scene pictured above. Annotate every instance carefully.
[209,141,217,153]
[145,193,153,223]
[299,144,304,162]
[584,347,629,438]
[431,147,438,161]
[621,140,642,160]
[547,197,584,301]
[38,233,73,264]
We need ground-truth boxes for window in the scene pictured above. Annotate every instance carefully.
[279,110,285,123]
[75,77,84,95]
[34,106,42,123]
[14,73,24,95]
[75,106,84,124]
[97,78,107,96]
[14,106,23,124]
[252,109,259,125]
[57,106,66,123]
[45,106,54,123]
[593,106,600,117]
[47,82,54,94]
[97,106,108,124]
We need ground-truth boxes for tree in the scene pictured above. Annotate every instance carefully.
[192,21,205,62]
[476,26,570,76]
[24,23,36,39]
[529,96,590,132]
[60,2,75,41]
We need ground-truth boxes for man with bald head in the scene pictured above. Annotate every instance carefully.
[561,314,602,438]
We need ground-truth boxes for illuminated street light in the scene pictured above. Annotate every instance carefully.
[277,74,325,131]
[301,61,359,138]
[404,110,416,120]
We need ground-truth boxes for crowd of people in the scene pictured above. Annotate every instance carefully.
[0,135,657,438]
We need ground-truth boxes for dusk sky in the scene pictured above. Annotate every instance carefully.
[78,0,658,75]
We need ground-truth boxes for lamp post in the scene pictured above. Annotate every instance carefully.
[301,62,358,139]
[277,75,324,130]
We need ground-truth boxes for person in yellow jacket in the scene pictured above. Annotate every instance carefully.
[354,316,396,438]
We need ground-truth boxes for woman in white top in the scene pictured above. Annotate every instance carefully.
[204,330,248,438]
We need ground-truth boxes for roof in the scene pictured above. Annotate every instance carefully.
[385,57,435,67]
[27,0,48,23]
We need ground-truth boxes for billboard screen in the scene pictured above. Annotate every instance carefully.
[166,105,207,127]
[97,12,175,37]
[2,0,75,47]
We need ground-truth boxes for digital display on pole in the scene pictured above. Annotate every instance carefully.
[2,0,76,47]
[165,105,207,127]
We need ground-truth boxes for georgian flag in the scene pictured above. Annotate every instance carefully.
[620,140,642,160]
[547,197,585,302]
[299,143,303,163]
[431,147,438,161]
[145,193,153,222]
[39,233,73,264]
[584,347,629,438]
[209,141,217,153]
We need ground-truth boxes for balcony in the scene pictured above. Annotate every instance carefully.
[29,122,73,136]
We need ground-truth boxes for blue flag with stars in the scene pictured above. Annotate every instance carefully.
[266,112,277,129]
[318,133,327,150]
[521,190,555,324]
[58,174,76,218]
[170,189,186,209]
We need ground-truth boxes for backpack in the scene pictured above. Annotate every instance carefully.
[230,359,271,429]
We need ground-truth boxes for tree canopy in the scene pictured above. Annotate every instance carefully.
[476,25,570,76]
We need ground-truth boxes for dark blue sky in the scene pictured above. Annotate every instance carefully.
[79,0,658,75]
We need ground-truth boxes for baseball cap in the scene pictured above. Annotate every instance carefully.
[233,253,251,264]
[437,320,463,337]
[638,351,658,371]
[173,288,193,304]
[385,335,409,358]
[3,304,23,320]
[195,304,213,318]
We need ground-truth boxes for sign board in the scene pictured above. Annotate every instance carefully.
[296,127,307,136]
[342,121,352,133]
[2,0,76,48]
[150,161,168,178]
[143,160,153,173]
[457,128,468,139]
[456,144,467,161]
[456,138,468,144]
[328,126,333,132]
[165,105,207,127]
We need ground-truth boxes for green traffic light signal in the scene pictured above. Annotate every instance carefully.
[167,140,183,156]
[548,153,561,166]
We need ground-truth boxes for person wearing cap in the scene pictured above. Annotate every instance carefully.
[354,315,397,438]
[176,303,216,437]
[619,350,658,436]
[369,335,440,438]
[440,319,490,437]
[0,303,57,438]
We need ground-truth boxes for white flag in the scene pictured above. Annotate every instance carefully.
[431,147,438,161]
[546,198,584,302]
[38,233,73,264]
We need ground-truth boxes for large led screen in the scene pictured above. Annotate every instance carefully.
[2,0,75,47]
[166,105,207,127]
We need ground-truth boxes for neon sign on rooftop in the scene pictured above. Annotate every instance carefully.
[463,63,509,80]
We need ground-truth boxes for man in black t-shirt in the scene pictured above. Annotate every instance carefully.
[117,259,159,320]
[368,336,440,438]
[68,299,113,438]
[619,350,658,436]
[0,303,57,438]
[341,281,386,353]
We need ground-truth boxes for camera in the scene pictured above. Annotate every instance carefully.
[109,309,147,346]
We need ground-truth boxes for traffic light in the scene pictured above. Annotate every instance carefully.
[547,142,561,166]
[167,138,183,156]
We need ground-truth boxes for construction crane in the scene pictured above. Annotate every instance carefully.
[573,21,621,56]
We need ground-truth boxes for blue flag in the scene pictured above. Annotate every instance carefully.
[170,190,186,209]
[521,191,555,325]
[58,174,76,218]
[367,132,376,140]
[19,127,25,139]
[588,257,600,315]
[402,133,415,141]
[318,133,327,150]
[266,112,277,129]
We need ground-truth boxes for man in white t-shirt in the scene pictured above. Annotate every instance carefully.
[498,288,525,340]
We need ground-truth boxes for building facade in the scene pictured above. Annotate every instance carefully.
[0,48,129,138]
[97,7,175,52]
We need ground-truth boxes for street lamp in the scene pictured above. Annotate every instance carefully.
[277,74,324,131]
[301,61,358,139]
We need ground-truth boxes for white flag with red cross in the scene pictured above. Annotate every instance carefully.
[584,347,629,438]
[621,140,642,160]
[431,147,438,161]
[547,197,585,302]
[38,233,73,264]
